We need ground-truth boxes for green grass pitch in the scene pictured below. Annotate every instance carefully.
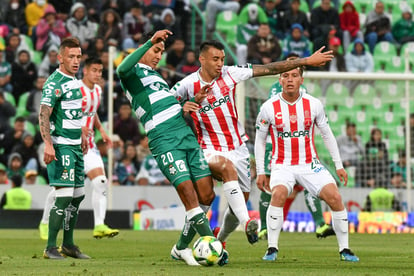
[0,229,413,275]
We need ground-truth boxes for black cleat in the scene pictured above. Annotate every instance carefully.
[43,247,65,260]
[316,224,336,239]
[60,245,91,259]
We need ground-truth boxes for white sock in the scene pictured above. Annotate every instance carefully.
[41,188,55,224]
[223,180,250,227]
[331,209,349,252]
[217,207,239,242]
[91,176,108,226]
[267,205,283,250]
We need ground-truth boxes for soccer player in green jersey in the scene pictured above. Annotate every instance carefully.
[116,30,223,266]
[39,37,90,260]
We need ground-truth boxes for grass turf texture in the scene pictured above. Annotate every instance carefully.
[0,230,413,275]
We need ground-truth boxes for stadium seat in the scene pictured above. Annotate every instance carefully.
[16,92,30,117]
[373,41,398,64]
[258,77,276,94]
[325,82,350,106]
[353,0,374,14]
[215,11,238,47]
[352,83,377,106]
[399,41,414,66]
[299,0,309,13]
[384,56,406,73]
[24,121,36,136]
[4,92,16,106]
[302,78,322,98]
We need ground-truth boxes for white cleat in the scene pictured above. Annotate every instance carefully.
[170,245,200,266]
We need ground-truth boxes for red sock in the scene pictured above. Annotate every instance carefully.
[283,197,295,222]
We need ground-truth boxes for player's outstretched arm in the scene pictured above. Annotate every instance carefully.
[39,104,57,164]
[252,46,333,77]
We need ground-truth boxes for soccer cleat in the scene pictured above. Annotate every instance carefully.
[217,249,229,266]
[245,218,259,244]
[316,224,336,239]
[212,227,226,249]
[60,245,91,259]
[43,247,65,260]
[258,229,267,240]
[170,245,200,266]
[340,248,359,262]
[39,222,48,241]
[262,247,278,261]
[93,224,119,239]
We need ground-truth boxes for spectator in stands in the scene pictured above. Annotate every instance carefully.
[121,2,152,50]
[0,49,13,93]
[391,5,414,45]
[38,45,58,77]
[322,36,346,71]
[97,9,123,50]
[0,174,31,209]
[86,37,106,58]
[336,122,364,168]
[236,3,269,64]
[136,154,169,186]
[25,0,54,36]
[4,0,27,35]
[26,76,46,125]
[35,4,66,54]
[176,50,200,76]
[135,135,150,169]
[115,143,138,186]
[65,2,98,51]
[282,23,311,59]
[0,90,16,137]
[152,8,181,48]
[365,128,389,165]
[281,0,310,38]
[263,0,284,39]
[363,186,400,212]
[6,152,25,178]
[0,163,9,184]
[205,0,240,32]
[339,1,363,52]
[11,49,37,103]
[166,38,186,72]
[4,33,20,64]
[23,169,39,185]
[355,147,390,188]
[48,0,72,21]
[100,0,130,20]
[390,151,412,189]
[11,131,39,172]
[247,23,281,64]
[345,38,373,72]
[113,101,141,145]
[310,0,342,51]
[2,116,25,161]
[364,1,395,53]
[111,134,124,164]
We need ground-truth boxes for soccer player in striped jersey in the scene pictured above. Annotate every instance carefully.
[116,30,227,266]
[39,37,90,260]
[171,41,334,248]
[39,57,119,241]
[255,59,359,262]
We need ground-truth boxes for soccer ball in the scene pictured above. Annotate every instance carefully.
[192,236,224,266]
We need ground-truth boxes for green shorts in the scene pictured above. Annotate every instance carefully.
[155,147,211,188]
[47,144,85,188]
[265,143,273,176]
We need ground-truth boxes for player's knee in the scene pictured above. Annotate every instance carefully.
[91,175,108,195]
[199,190,215,206]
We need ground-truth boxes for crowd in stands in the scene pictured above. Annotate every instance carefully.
[0,0,413,190]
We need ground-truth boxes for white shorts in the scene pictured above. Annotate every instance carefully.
[83,147,104,174]
[269,160,336,197]
[203,144,251,192]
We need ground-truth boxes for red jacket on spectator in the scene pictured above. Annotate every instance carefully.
[339,1,360,38]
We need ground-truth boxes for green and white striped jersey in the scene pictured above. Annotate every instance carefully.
[40,69,83,145]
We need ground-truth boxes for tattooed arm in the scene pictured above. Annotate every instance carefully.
[39,104,57,164]
[252,46,334,77]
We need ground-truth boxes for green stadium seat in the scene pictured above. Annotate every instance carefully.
[4,92,16,106]
[384,56,406,72]
[353,83,377,106]
[258,77,277,94]
[16,92,30,118]
[215,11,238,47]
[353,0,374,14]
[20,34,34,50]
[302,79,322,98]
[400,41,414,65]
[24,121,36,136]
[325,82,350,106]
[373,41,398,65]
[299,0,309,13]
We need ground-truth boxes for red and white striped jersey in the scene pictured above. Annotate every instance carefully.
[255,93,327,165]
[171,65,253,151]
[80,81,102,149]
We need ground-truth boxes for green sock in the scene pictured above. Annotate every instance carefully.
[304,190,325,227]
[259,191,271,231]
[62,195,84,247]
[176,218,197,250]
[47,196,72,249]
[188,212,213,237]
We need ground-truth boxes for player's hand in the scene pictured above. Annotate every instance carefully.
[256,174,269,193]
[101,131,113,149]
[336,168,348,186]
[194,85,211,103]
[43,143,57,165]
[150,29,173,45]
[307,46,334,66]
[183,101,199,113]
[81,133,89,155]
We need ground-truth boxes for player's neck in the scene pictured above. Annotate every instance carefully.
[198,68,215,84]
[59,66,75,77]
[281,92,300,103]
[82,79,94,90]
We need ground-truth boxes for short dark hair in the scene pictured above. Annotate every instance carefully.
[84,56,103,67]
[199,40,225,54]
[14,116,26,123]
[59,37,81,55]
[11,174,23,187]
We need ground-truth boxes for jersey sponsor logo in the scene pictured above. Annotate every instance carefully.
[277,130,310,139]
[198,95,230,114]
[42,98,51,103]
[290,114,297,123]
[55,89,61,97]
[275,112,283,120]
[175,160,187,172]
